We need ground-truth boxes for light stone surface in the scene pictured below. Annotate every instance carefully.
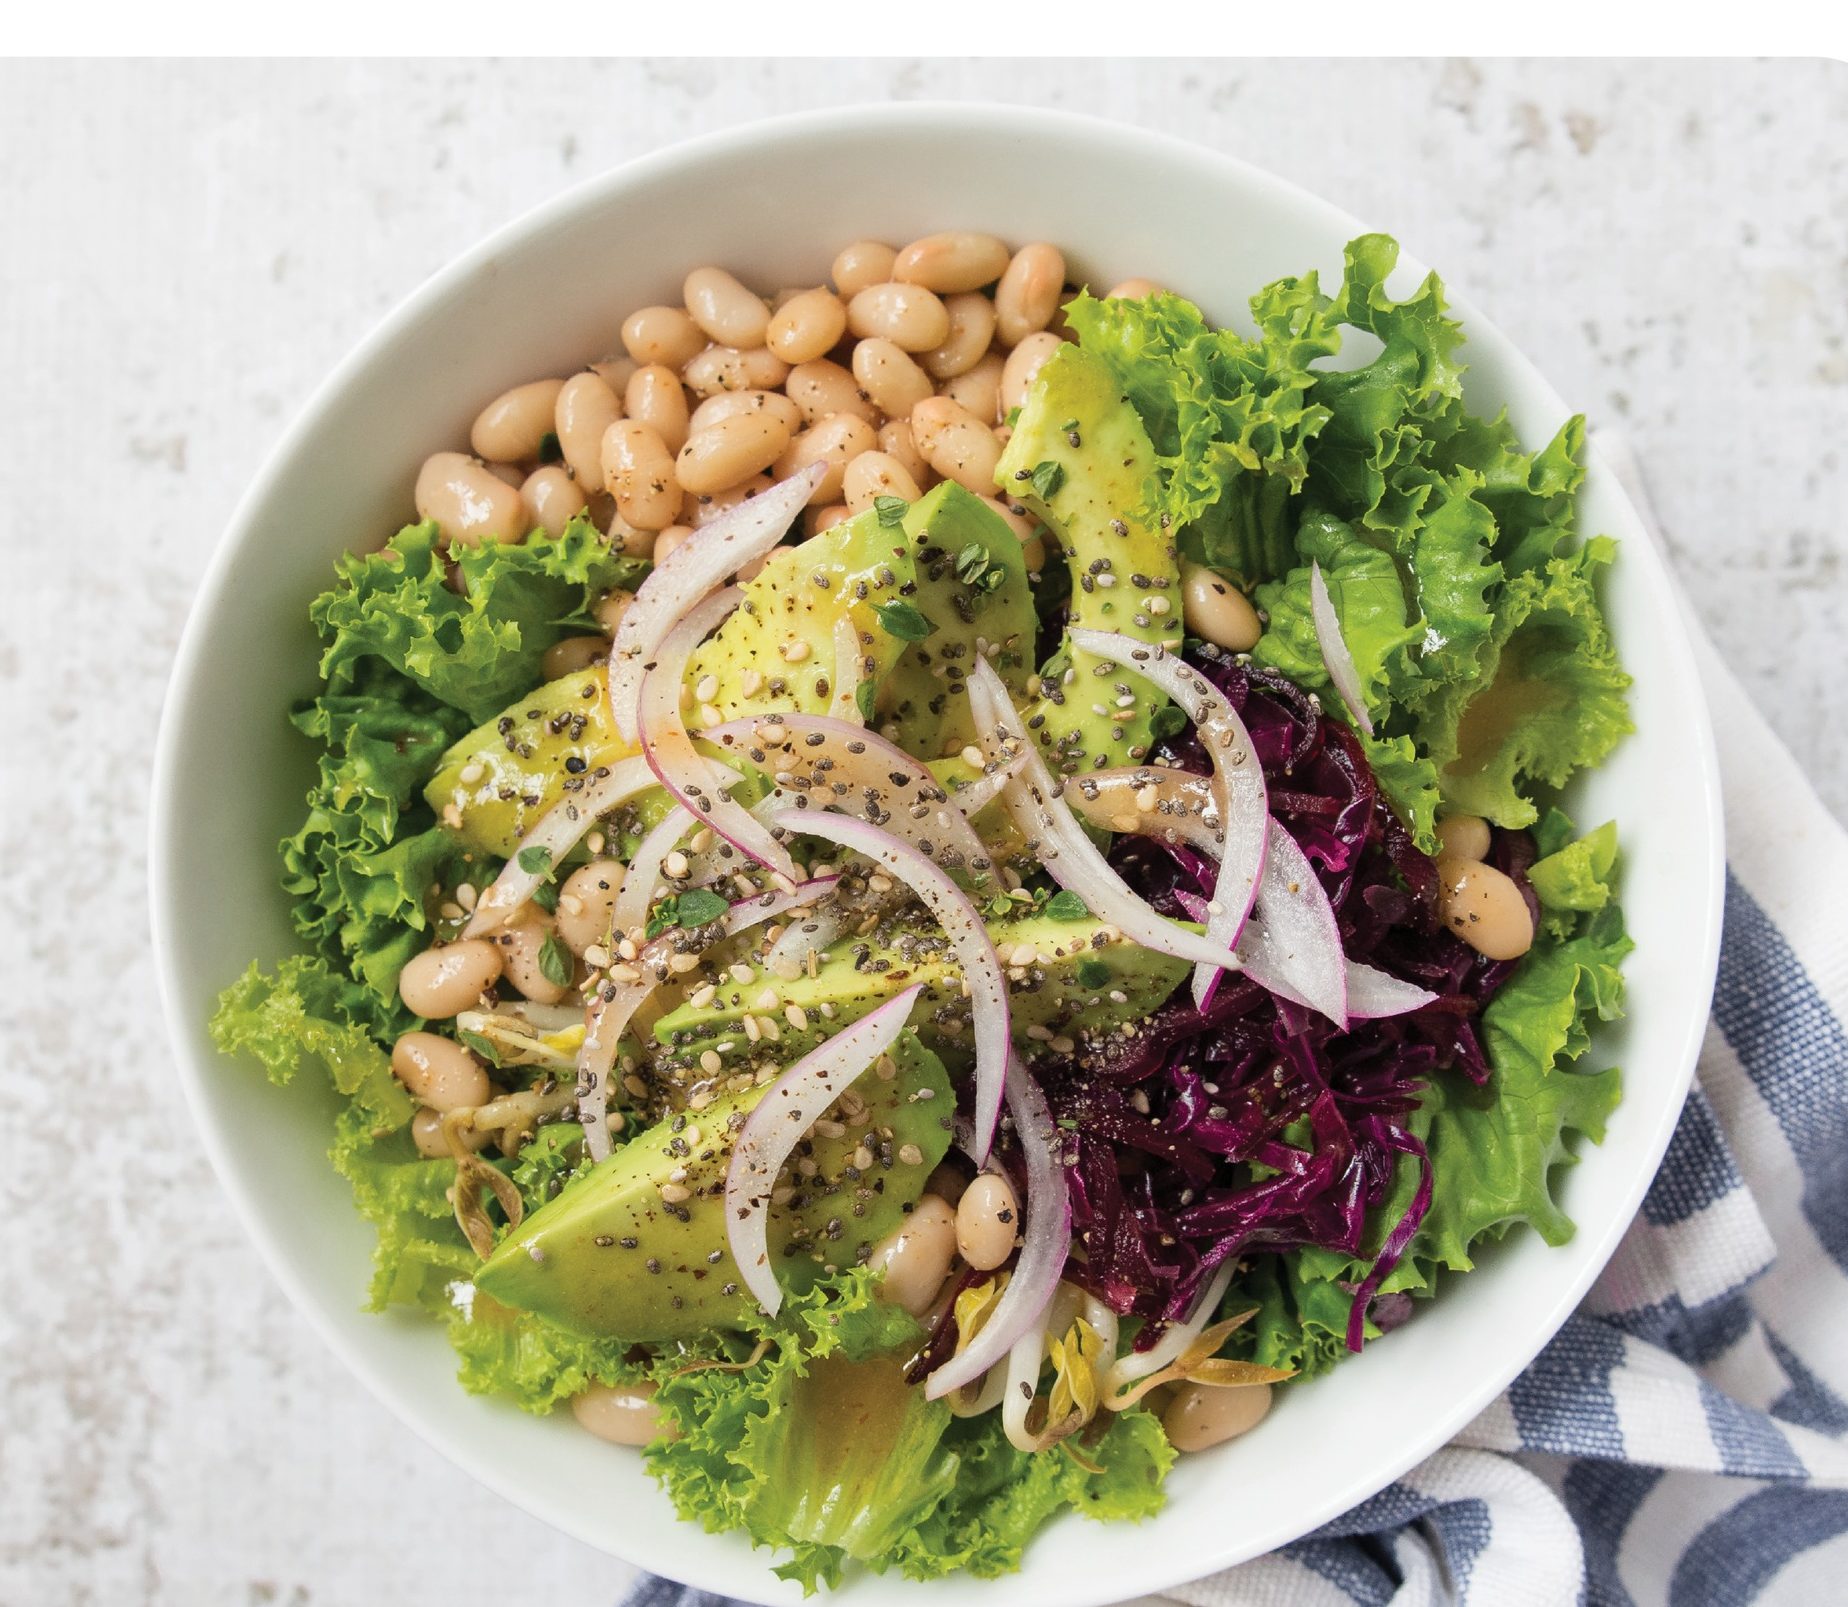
[2,57,1842,1607]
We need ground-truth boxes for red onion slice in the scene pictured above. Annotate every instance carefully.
[964,660,1240,979]
[574,878,838,1162]
[765,807,1008,1163]
[705,712,998,889]
[609,804,693,941]
[946,747,1027,822]
[1309,559,1376,738]
[639,590,800,882]
[1343,962,1438,1020]
[926,1060,1071,1401]
[608,463,824,745]
[724,983,925,1316]
[463,755,660,938]
[1236,819,1347,1025]
[1067,628,1269,1008]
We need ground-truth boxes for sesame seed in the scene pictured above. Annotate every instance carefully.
[694,674,718,703]
[786,1003,809,1031]
[898,1143,924,1166]
[689,983,717,1008]
[700,1049,723,1075]
[960,744,984,767]
[781,640,811,663]
[660,1182,691,1203]
[669,953,700,974]
[583,943,610,968]
[754,986,779,1010]
[664,851,690,879]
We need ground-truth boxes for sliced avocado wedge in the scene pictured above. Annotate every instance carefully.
[687,508,916,724]
[879,482,1036,759]
[653,912,1187,1071]
[422,666,627,857]
[476,1032,955,1342]
[996,346,1183,775]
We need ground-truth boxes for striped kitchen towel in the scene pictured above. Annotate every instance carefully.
[619,454,1848,1606]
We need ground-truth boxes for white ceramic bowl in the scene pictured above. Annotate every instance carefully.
[151,103,1723,1606]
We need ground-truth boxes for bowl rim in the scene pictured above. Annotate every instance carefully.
[149,98,1725,1604]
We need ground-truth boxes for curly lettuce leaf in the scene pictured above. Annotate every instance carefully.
[449,1292,643,1413]
[1252,510,1422,721]
[1528,817,1620,939]
[1424,537,1634,828]
[211,957,471,1308]
[885,1407,1173,1583]
[313,515,643,724]
[1225,1255,1375,1380]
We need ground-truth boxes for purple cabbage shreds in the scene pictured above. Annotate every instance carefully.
[1043,643,1529,1348]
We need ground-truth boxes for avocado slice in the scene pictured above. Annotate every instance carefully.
[476,1032,955,1342]
[995,346,1183,775]
[879,483,1037,759]
[653,912,1187,1072]
[686,507,917,724]
[424,514,920,857]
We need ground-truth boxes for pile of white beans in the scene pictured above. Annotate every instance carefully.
[409,233,1173,578]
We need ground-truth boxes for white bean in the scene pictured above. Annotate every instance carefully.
[891,231,1010,294]
[470,378,566,464]
[1107,277,1165,300]
[994,242,1066,346]
[541,634,609,680]
[676,412,792,495]
[1435,815,1491,863]
[877,418,932,487]
[397,940,505,1020]
[911,396,1002,494]
[688,388,802,436]
[1180,562,1263,652]
[1162,1382,1273,1451]
[621,305,706,369]
[554,372,623,489]
[766,287,848,365]
[600,419,680,530]
[1436,858,1535,961]
[683,266,770,349]
[851,337,934,419]
[411,1105,490,1159]
[775,415,877,504]
[414,452,524,547]
[571,1381,676,1446]
[868,1195,959,1316]
[843,451,922,515]
[623,364,691,455]
[846,283,951,353]
[494,910,572,1006]
[1000,331,1065,416]
[391,1032,489,1112]
[955,1171,1020,1271]
[831,239,898,297]
[519,466,587,538]
[922,293,998,380]
[556,859,626,957]
[941,352,1004,426]
[786,358,877,426]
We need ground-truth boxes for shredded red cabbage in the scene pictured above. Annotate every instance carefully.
[1038,646,1532,1353]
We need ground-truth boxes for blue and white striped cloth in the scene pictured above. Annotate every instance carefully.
[620,461,1848,1606]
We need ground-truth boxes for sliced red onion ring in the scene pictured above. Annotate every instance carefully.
[1234,819,1347,1025]
[964,660,1241,979]
[705,712,998,889]
[1103,1260,1235,1401]
[463,755,660,938]
[608,463,824,745]
[1343,961,1438,1020]
[574,878,838,1162]
[724,983,925,1316]
[762,906,845,981]
[926,1060,1071,1402]
[609,804,693,941]
[1068,628,1268,1008]
[766,807,1007,1162]
[946,747,1027,822]
[1309,559,1375,738]
[639,589,799,882]
[832,614,866,726]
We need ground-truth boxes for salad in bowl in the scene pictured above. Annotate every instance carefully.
[210,225,1632,1590]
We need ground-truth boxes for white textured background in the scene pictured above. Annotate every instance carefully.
[3,58,1844,1607]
